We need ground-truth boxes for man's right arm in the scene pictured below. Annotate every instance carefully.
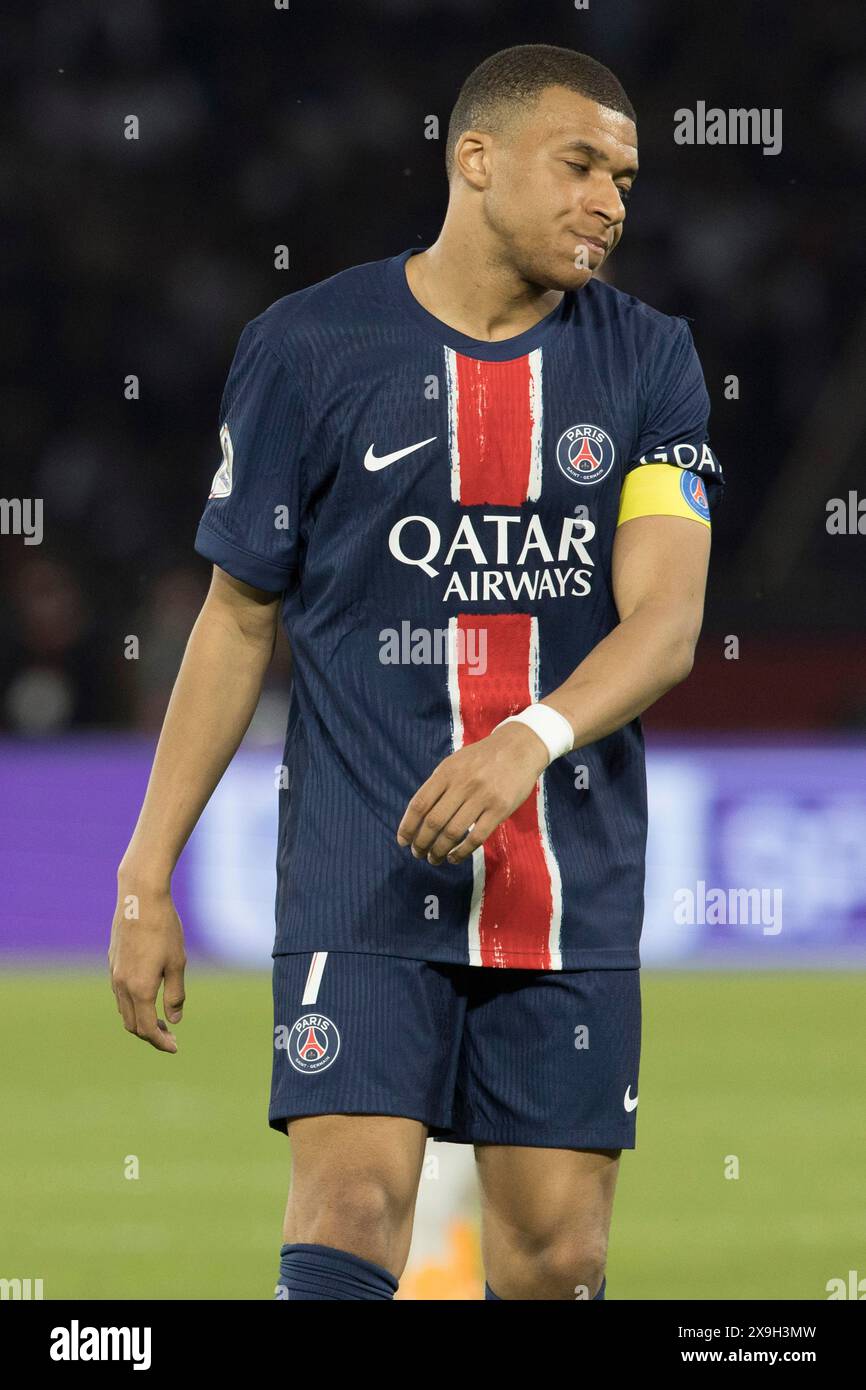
[109,564,281,1052]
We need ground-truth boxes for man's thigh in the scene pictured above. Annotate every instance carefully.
[475,1142,622,1240]
[283,1113,429,1275]
[475,1143,621,1298]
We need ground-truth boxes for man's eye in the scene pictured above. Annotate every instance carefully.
[566,162,589,174]
[617,185,633,203]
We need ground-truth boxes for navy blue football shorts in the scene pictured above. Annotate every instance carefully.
[269,951,641,1150]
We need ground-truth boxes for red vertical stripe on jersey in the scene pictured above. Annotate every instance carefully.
[454,355,535,505]
[456,612,553,969]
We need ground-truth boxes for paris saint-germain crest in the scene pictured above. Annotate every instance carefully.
[556,424,616,486]
[288,1013,341,1074]
[680,469,710,520]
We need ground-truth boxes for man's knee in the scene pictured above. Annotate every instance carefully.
[291,1169,412,1268]
[488,1222,609,1299]
[542,1233,608,1299]
[298,1170,402,1232]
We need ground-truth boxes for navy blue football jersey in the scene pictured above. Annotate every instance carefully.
[195,248,723,970]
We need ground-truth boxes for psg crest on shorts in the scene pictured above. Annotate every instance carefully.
[288,1013,341,1074]
[556,424,616,485]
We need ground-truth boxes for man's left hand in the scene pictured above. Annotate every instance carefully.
[396,722,550,866]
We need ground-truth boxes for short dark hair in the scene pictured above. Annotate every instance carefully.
[445,44,636,178]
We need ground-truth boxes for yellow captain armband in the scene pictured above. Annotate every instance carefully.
[617,463,712,529]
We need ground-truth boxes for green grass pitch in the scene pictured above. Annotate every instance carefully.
[1,969,863,1299]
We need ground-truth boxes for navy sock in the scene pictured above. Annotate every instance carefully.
[275,1242,398,1300]
[485,1277,606,1300]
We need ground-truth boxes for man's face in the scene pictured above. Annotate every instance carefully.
[465,85,638,291]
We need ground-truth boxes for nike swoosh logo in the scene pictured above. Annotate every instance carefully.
[363,437,437,471]
[624,1086,638,1112]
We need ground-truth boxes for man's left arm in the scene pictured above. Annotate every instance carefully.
[397,512,710,866]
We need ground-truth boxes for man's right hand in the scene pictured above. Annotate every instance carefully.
[106,566,281,1054]
[109,878,187,1053]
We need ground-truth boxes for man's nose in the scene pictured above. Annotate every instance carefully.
[586,178,625,225]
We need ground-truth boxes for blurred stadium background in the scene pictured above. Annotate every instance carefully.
[2,0,865,1299]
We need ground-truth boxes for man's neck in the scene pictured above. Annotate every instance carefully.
[404,223,564,343]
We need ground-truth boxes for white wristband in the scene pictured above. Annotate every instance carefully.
[494,704,574,765]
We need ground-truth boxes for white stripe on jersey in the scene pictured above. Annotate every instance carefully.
[447,615,486,964]
[529,615,564,969]
[445,348,461,502]
[527,348,544,502]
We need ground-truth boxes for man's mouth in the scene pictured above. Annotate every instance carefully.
[571,233,608,253]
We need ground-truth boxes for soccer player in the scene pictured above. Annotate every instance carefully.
[109,44,724,1301]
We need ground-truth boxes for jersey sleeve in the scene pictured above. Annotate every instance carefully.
[194,323,307,592]
[626,317,724,513]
